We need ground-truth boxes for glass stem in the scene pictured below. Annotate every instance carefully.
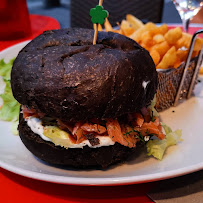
[182,17,190,33]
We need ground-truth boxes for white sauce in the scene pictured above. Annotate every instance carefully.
[142,81,150,89]
[26,117,51,141]
[26,117,115,148]
[70,136,115,148]
[144,136,150,142]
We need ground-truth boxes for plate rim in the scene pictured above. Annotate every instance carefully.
[0,158,203,186]
[0,40,30,58]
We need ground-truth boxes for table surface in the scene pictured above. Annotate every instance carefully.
[0,4,203,202]
[0,168,155,203]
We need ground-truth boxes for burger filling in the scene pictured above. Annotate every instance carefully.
[22,99,166,149]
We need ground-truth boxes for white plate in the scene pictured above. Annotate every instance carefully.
[0,41,203,186]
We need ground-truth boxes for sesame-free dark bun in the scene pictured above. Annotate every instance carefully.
[11,28,157,122]
[18,113,136,168]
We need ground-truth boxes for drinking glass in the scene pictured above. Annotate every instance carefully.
[0,0,31,40]
[172,0,203,32]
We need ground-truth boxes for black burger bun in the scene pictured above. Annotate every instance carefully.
[18,113,136,168]
[11,28,157,122]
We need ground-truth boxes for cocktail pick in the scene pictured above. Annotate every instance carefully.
[90,0,108,45]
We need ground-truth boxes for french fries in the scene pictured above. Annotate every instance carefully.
[176,33,203,51]
[129,26,147,43]
[104,14,203,73]
[104,18,113,32]
[141,31,154,47]
[126,14,144,30]
[176,49,188,61]
[151,41,170,58]
[164,27,182,45]
[153,34,165,44]
[150,24,168,35]
[157,46,177,69]
[200,67,203,74]
[174,57,182,68]
[120,20,135,36]
[94,24,103,31]
[150,49,160,66]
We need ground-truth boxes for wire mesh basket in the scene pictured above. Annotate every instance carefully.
[156,29,203,111]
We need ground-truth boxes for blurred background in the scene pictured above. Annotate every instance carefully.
[27,0,202,29]
[0,0,202,42]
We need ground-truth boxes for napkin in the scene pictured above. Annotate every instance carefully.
[148,170,203,203]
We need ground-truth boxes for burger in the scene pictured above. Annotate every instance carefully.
[11,28,164,168]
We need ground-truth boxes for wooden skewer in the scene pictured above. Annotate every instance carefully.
[93,25,98,45]
[93,0,103,45]
[99,0,103,6]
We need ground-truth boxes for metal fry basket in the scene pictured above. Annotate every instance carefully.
[156,29,203,111]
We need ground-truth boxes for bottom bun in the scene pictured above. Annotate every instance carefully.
[18,114,137,168]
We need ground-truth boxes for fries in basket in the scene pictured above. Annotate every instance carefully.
[104,14,203,73]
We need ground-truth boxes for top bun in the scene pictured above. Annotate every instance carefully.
[11,28,157,122]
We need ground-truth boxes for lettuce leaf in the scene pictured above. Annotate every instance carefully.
[0,76,6,94]
[0,58,20,133]
[146,123,182,160]
[0,80,20,121]
[0,58,15,81]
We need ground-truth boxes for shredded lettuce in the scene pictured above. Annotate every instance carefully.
[0,58,20,133]
[148,95,159,117]
[146,96,182,160]
[146,122,182,160]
